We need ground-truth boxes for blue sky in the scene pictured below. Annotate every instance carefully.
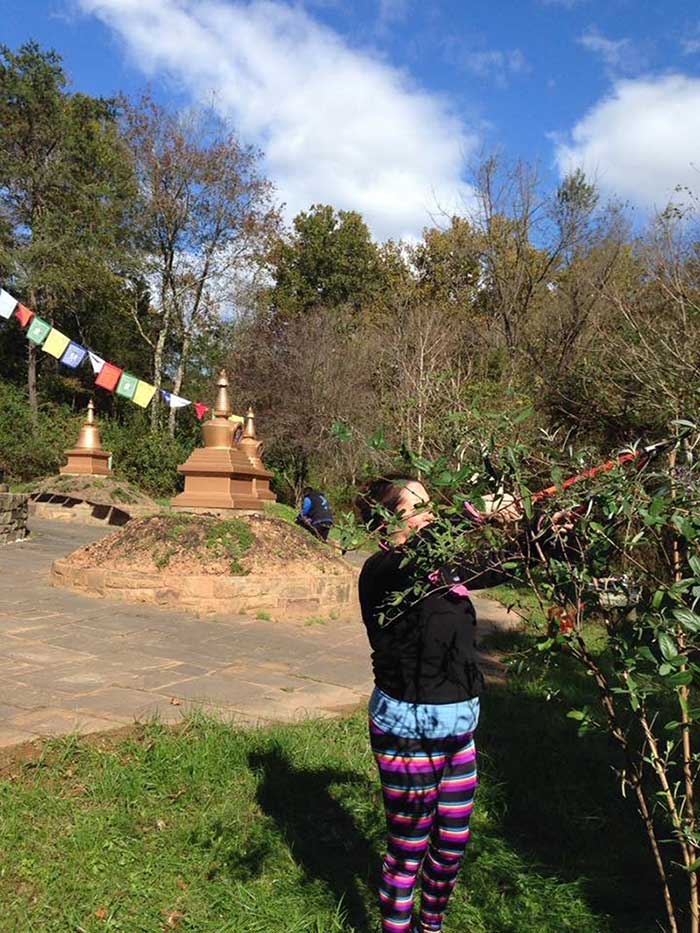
[5,0,700,239]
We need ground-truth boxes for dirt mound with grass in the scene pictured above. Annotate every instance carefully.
[31,474,158,511]
[62,513,349,577]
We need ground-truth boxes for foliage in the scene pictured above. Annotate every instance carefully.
[121,95,279,432]
[268,203,389,317]
[0,41,138,410]
[0,711,639,932]
[339,417,700,932]
[101,419,191,497]
[0,378,79,479]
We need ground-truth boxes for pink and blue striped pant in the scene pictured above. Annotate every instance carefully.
[370,719,477,932]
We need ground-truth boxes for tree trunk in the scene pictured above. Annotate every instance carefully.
[167,331,191,437]
[27,343,38,422]
[150,325,168,433]
[27,287,39,422]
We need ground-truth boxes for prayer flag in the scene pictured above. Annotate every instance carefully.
[194,402,209,420]
[88,351,105,374]
[41,328,71,359]
[161,390,191,409]
[60,342,87,369]
[26,317,51,346]
[116,372,138,400]
[94,362,122,392]
[15,304,34,328]
[0,289,17,320]
[132,380,156,408]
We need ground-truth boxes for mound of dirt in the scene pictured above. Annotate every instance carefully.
[31,475,158,511]
[62,513,350,577]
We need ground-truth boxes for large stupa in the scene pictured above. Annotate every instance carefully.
[171,370,276,513]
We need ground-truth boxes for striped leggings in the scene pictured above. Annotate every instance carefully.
[370,719,477,932]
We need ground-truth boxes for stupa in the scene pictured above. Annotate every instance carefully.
[60,400,112,476]
[171,370,276,513]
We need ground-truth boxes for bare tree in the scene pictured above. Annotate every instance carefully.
[123,96,280,433]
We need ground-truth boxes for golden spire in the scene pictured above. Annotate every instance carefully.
[75,399,104,452]
[212,370,232,418]
[242,406,256,439]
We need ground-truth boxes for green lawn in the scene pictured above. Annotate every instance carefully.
[0,638,663,933]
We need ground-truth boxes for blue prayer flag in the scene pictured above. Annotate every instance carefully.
[60,342,87,369]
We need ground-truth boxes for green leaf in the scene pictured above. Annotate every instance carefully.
[673,608,700,633]
[330,421,352,443]
[567,709,585,721]
[688,555,700,578]
[368,429,386,450]
[668,670,694,687]
[513,405,534,424]
[652,589,666,610]
[686,859,700,873]
[658,632,679,660]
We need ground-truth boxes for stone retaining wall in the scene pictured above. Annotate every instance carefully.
[30,496,132,527]
[0,492,29,545]
[51,558,360,622]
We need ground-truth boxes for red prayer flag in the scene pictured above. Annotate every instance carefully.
[15,304,34,328]
[94,362,122,392]
[194,402,209,420]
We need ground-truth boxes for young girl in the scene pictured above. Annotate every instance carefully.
[357,477,520,933]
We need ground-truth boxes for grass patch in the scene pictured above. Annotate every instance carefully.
[304,615,329,627]
[264,501,298,524]
[256,611,272,622]
[110,486,137,504]
[143,515,255,575]
[0,698,664,933]
[205,519,254,575]
[482,583,549,628]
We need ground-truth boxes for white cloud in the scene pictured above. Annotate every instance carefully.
[75,0,475,241]
[554,74,700,210]
[464,48,529,84]
[577,27,644,76]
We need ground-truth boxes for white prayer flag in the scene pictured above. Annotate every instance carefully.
[161,390,191,409]
[88,351,105,374]
[0,289,17,320]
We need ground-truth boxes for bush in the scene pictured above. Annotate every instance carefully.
[102,418,193,497]
[0,379,80,480]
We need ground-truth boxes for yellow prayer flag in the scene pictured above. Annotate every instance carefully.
[132,380,156,408]
[42,328,71,359]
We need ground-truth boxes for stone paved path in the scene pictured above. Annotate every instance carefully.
[0,518,519,748]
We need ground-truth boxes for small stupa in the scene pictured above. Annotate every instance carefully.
[60,400,112,476]
[171,370,276,513]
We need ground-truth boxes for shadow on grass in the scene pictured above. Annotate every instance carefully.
[248,744,379,932]
[478,630,665,933]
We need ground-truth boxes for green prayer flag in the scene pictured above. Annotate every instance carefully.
[116,372,138,400]
[26,317,52,346]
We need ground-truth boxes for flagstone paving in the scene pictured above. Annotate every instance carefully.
[0,518,520,747]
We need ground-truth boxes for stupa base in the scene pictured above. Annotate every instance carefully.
[172,489,276,513]
[60,450,112,476]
